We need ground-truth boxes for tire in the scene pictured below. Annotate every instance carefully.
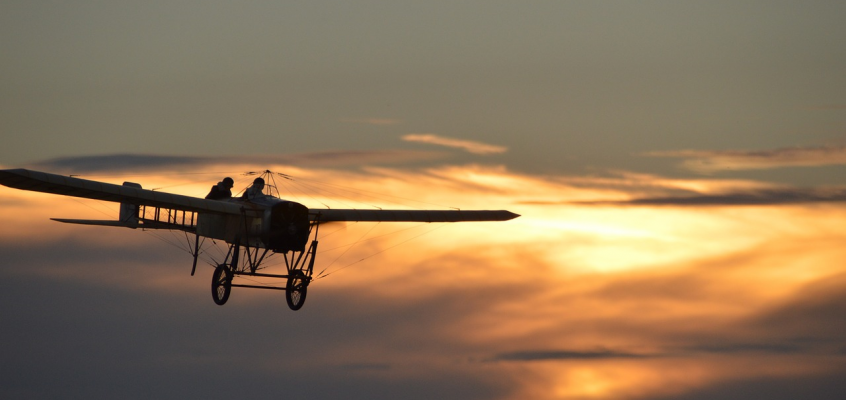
[286,271,308,311]
[211,264,232,306]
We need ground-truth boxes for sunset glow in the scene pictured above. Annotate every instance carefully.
[3,162,845,399]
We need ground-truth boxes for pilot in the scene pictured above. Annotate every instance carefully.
[205,177,234,200]
[243,177,265,200]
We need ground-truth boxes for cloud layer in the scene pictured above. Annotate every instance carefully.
[644,145,846,173]
[24,150,445,174]
[573,187,846,206]
[402,134,507,155]
[2,157,846,399]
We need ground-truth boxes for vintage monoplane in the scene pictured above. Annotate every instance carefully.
[0,168,518,310]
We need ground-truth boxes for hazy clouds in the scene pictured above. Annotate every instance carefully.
[644,145,846,174]
[402,134,508,155]
[2,158,846,399]
[26,150,446,174]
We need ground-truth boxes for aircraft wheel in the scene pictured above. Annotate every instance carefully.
[211,264,232,306]
[286,271,309,311]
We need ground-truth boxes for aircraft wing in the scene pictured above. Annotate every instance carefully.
[0,168,520,222]
[310,208,519,222]
[0,168,243,215]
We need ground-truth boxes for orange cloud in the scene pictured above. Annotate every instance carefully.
[643,145,846,173]
[2,162,846,399]
[403,134,508,154]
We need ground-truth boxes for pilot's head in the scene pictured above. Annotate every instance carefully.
[253,177,265,187]
[222,177,234,188]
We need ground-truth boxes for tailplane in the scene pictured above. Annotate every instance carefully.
[51,181,142,229]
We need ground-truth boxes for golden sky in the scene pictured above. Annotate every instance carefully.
[2,162,845,399]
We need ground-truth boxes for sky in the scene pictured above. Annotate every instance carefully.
[2,1,846,399]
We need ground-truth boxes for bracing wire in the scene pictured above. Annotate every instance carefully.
[276,177,332,209]
[143,230,194,255]
[314,221,355,240]
[315,224,446,280]
[318,222,430,252]
[68,197,114,218]
[315,222,381,278]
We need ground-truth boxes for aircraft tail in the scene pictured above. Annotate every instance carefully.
[51,218,137,228]
[50,181,142,229]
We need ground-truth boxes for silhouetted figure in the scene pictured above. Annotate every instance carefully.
[243,177,265,201]
[205,177,234,200]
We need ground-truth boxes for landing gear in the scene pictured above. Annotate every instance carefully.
[286,271,308,310]
[207,238,318,310]
[211,264,232,305]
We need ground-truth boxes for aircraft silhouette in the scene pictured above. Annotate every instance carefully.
[0,168,518,310]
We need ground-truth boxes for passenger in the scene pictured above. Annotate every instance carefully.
[205,177,234,200]
[243,177,265,201]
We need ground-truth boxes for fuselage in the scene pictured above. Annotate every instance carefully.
[196,195,311,253]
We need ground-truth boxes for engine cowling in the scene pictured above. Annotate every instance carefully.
[262,201,310,252]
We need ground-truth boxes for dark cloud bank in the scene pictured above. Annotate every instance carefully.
[570,188,846,206]
[0,238,515,400]
[24,151,444,174]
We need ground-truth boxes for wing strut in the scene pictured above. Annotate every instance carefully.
[191,234,200,276]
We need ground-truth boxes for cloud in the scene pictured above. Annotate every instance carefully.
[750,272,846,341]
[642,145,846,173]
[516,169,793,206]
[402,134,507,155]
[336,362,392,371]
[571,187,846,206]
[4,160,846,399]
[680,342,804,355]
[29,153,211,173]
[529,169,846,207]
[25,150,446,174]
[491,349,652,362]
[489,343,804,364]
